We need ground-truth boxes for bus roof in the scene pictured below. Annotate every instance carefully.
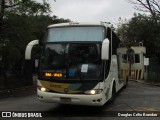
[48,22,112,28]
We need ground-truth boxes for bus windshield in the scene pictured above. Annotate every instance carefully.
[46,26,105,42]
[39,43,103,81]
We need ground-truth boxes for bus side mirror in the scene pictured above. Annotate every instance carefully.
[101,38,110,60]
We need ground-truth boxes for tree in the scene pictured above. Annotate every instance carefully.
[0,0,27,39]
[1,0,52,68]
[127,0,160,23]
[0,0,52,41]
[116,17,129,42]
[0,0,70,86]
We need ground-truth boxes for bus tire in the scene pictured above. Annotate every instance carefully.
[109,82,116,103]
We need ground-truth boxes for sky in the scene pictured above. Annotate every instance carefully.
[37,0,142,26]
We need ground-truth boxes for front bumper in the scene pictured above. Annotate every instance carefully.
[37,89,105,106]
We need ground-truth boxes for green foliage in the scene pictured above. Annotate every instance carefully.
[0,0,70,71]
[11,0,51,16]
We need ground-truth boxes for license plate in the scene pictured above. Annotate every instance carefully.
[60,97,71,102]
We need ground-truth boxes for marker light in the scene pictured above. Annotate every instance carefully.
[69,22,79,25]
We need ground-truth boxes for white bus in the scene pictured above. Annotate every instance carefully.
[25,22,128,106]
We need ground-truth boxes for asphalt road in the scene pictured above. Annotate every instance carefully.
[0,81,160,120]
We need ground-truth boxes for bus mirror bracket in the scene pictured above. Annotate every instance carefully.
[101,38,110,60]
[25,40,39,60]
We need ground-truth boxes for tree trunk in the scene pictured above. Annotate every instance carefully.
[0,0,5,38]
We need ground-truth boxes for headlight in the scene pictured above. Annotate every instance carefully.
[38,86,49,92]
[84,89,103,95]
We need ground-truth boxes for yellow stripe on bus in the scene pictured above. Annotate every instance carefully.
[39,80,81,93]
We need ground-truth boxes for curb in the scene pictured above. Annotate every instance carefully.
[129,79,160,87]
